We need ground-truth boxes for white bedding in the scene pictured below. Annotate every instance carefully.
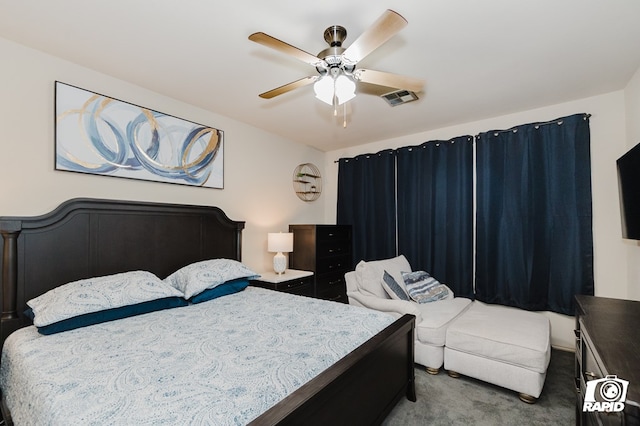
[0,287,394,425]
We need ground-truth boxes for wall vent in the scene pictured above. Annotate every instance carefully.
[381,90,419,107]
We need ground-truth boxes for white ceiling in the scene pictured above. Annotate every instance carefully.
[2,1,640,152]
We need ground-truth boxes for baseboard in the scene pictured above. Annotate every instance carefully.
[551,344,575,353]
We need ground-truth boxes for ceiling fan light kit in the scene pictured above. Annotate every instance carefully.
[314,74,356,106]
[249,9,425,119]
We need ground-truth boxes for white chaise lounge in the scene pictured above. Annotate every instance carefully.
[345,255,472,374]
[346,255,551,402]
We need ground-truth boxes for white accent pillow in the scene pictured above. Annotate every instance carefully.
[27,271,183,327]
[355,255,412,299]
[164,259,259,299]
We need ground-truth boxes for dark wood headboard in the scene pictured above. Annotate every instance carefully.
[0,198,245,346]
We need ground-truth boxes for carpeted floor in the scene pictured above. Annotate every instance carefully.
[382,348,575,425]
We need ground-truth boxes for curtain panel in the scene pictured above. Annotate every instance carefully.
[396,136,474,298]
[337,150,397,267]
[475,113,594,315]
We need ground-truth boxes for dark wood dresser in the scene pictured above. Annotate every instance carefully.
[575,295,640,425]
[288,224,352,303]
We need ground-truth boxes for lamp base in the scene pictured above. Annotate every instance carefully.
[273,252,286,275]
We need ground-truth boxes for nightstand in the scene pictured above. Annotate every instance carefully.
[250,269,314,297]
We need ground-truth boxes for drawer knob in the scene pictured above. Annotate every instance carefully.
[584,371,597,379]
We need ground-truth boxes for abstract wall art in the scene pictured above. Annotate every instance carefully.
[55,81,224,188]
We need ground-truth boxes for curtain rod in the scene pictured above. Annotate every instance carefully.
[333,113,591,163]
[333,136,472,163]
[477,113,591,138]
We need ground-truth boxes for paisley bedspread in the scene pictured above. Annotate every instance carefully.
[0,287,394,425]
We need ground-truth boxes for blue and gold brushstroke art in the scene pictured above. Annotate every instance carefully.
[55,82,223,188]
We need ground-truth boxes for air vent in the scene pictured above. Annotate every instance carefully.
[381,90,418,107]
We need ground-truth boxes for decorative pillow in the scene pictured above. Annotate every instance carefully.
[402,270,450,303]
[189,279,250,304]
[27,270,186,329]
[381,270,410,301]
[164,258,259,299]
[25,297,187,335]
[355,255,412,299]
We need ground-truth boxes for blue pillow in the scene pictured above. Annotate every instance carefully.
[189,279,250,304]
[382,270,410,301]
[27,297,188,335]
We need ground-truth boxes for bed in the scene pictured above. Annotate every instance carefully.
[0,198,415,425]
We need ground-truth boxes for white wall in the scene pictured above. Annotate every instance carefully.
[0,37,327,273]
[324,91,630,350]
[623,66,640,300]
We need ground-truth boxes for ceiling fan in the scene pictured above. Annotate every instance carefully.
[248,9,425,108]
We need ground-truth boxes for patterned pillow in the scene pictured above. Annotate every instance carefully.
[164,258,259,299]
[402,270,449,304]
[27,270,185,328]
[381,270,410,301]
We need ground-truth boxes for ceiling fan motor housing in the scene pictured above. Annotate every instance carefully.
[316,25,357,76]
[324,25,347,46]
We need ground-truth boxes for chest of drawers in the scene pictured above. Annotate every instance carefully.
[288,225,352,303]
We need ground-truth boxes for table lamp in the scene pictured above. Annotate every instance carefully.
[268,232,293,275]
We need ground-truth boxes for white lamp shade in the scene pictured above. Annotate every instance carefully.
[313,76,334,105]
[313,74,356,106]
[268,232,293,253]
[335,75,356,105]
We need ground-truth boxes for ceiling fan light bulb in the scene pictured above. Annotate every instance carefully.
[335,75,356,105]
[314,76,334,105]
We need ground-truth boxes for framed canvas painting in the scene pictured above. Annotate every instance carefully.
[55,81,224,188]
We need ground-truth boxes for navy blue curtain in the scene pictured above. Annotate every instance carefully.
[475,113,594,315]
[337,150,397,267]
[396,136,474,298]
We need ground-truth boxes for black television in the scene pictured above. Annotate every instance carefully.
[617,141,640,240]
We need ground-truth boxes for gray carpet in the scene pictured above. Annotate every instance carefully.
[383,348,575,425]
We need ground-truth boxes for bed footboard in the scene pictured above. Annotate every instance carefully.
[251,313,416,425]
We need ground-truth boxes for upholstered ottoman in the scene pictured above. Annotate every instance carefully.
[444,301,551,403]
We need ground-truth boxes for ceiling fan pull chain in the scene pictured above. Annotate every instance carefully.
[343,103,347,128]
[333,77,338,116]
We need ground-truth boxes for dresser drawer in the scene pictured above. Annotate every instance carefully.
[317,241,350,258]
[316,226,351,242]
[250,275,314,297]
[316,271,346,288]
[581,326,604,383]
[282,281,314,297]
[317,254,350,275]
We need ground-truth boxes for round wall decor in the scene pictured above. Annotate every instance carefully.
[293,163,322,202]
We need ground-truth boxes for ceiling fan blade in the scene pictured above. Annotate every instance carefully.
[354,69,425,92]
[249,32,324,67]
[342,9,408,64]
[258,76,319,99]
